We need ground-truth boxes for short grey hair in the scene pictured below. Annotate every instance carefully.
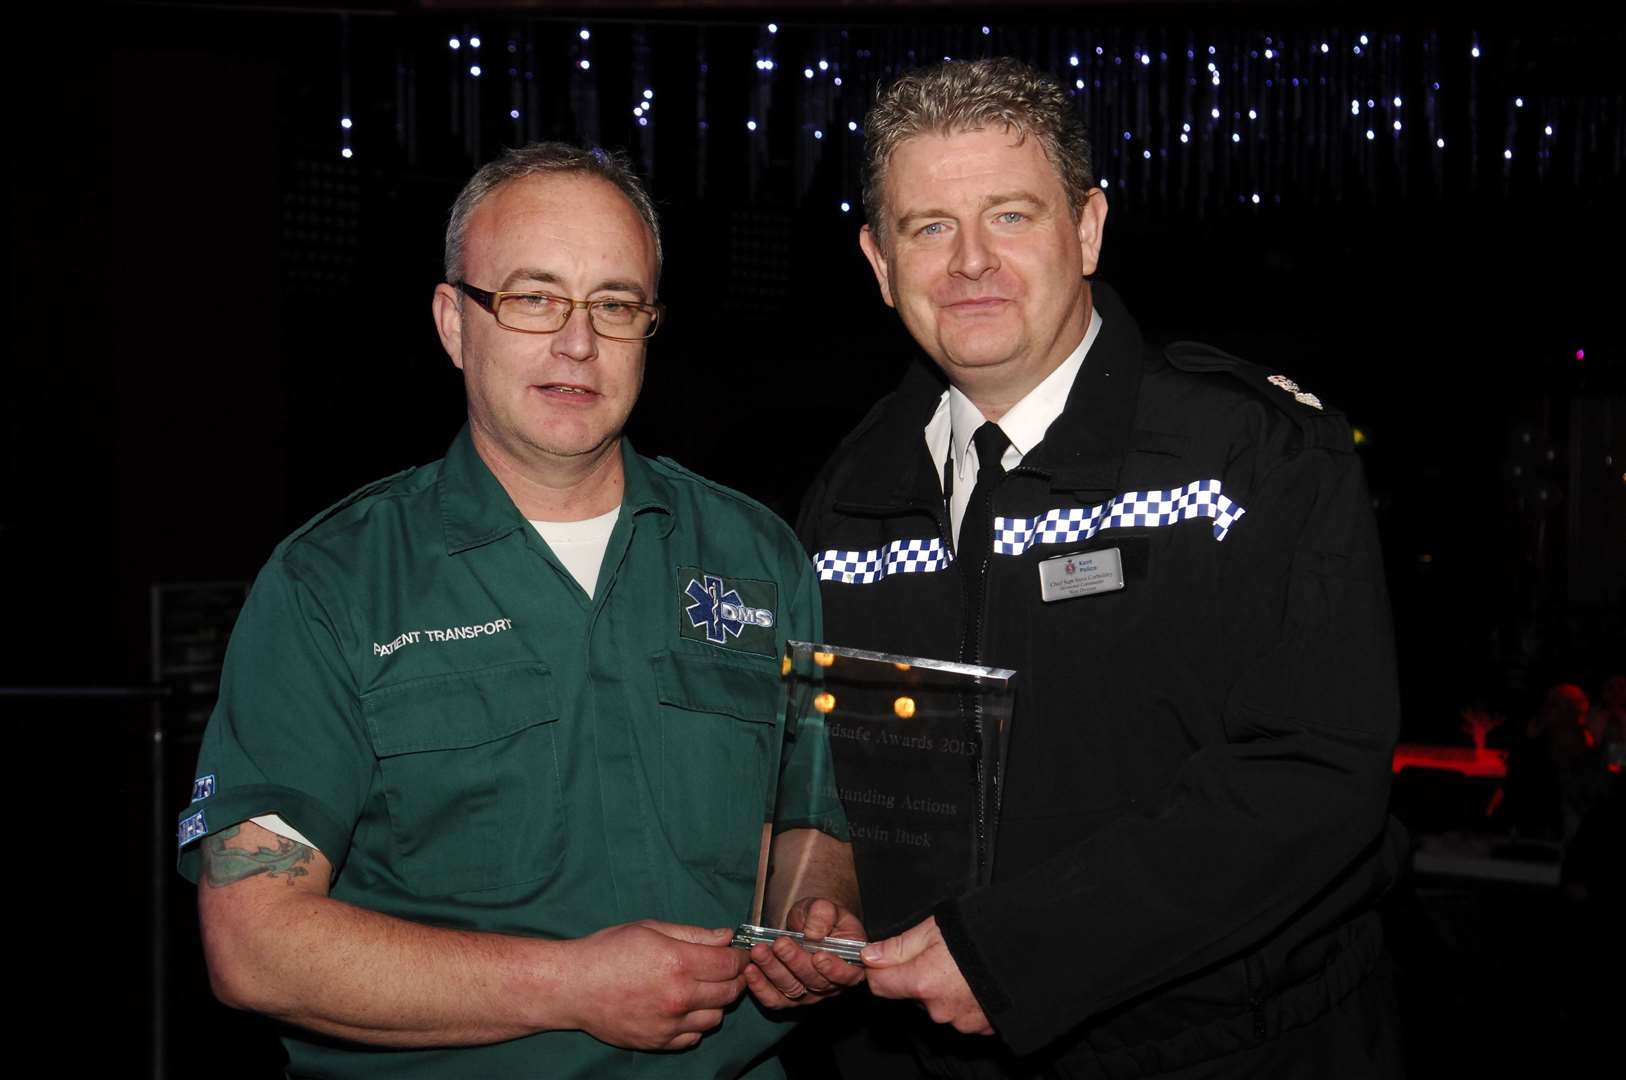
[443,141,663,285]
[862,57,1095,245]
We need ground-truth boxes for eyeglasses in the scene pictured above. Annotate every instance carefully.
[456,281,664,341]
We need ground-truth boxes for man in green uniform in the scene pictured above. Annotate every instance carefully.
[177,142,862,1078]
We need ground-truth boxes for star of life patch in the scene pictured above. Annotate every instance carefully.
[190,774,216,803]
[178,810,208,848]
[1266,373,1324,410]
[676,567,778,656]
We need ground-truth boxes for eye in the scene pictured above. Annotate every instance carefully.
[918,222,948,237]
[996,211,1027,224]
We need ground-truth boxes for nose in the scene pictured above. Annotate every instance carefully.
[947,221,999,280]
[550,303,599,363]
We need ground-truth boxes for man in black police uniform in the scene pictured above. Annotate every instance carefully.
[799,58,1406,1077]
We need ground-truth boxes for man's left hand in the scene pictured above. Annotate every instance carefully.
[861,916,994,1035]
[744,897,866,1009]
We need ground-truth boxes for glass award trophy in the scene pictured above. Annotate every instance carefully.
[737,641,1017,958]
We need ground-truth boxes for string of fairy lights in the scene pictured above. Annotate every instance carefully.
[327,18,1623,217]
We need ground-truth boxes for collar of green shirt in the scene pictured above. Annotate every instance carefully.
[438,424,674,554]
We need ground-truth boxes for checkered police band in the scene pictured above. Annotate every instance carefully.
[814,480,1246,584]
[994,480,1246,555]
[815,537,952,584]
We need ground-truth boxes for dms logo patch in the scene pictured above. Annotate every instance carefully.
[177,810,209,849]
[676,567,778,656]
[190,774,216,803]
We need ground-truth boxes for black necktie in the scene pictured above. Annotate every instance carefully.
[956,422,1011,575]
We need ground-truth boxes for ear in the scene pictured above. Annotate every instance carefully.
[858,225,897,309]
[1076,188,1108,277]
[431,283,466,370]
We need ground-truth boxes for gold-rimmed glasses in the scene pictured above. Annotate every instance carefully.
[456,281,664,341]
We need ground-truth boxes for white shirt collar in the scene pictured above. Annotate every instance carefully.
[926,305,1104,487]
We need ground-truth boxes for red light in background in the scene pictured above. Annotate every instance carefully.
[1392,743,1508,779]
[1575,348,1585,361]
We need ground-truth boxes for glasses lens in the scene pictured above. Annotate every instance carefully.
[589,301,656,339]
[495,293,570,332]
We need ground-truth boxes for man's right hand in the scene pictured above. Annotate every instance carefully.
[554,920,749,1051]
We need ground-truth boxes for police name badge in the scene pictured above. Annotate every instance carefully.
[1038,548,1125,602]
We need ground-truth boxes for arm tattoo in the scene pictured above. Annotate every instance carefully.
[202,824,314,888]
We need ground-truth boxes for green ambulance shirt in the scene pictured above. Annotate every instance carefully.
[177,427,847,1079]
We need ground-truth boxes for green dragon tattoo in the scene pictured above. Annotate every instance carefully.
[202,824,314,887]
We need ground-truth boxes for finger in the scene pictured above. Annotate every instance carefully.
[770,936,836,993]
[749,942,808,998]
[686,974,748,1010]
[743,963,800,1010]
[640,920,735,946]
[680,941,750,982]
[664,1031,703,1051]
[812,950,866,988]
[798,898,837,939]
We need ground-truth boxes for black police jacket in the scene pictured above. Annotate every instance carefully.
[796,283,1407,1076]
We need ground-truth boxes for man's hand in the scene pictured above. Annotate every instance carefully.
[861,916,994,1036]
[559,921,749,1050]
[744,897,867,1009]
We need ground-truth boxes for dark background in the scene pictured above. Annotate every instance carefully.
[7,1,1622,1074]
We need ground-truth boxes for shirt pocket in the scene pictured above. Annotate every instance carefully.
[650,646,780,886]
[362,661,563,896]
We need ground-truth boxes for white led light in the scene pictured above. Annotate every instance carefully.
[469,37,481,48]
[847,120,857,131]
[1143,150,1151,159]
[1393,121,1402,132]
[1515,97,1524,108]
[579,59,590,70]
[1248,109,1258,120]
[982,26,991,36]
[1393,96,1403,107]
[1179,133,1189,144]
[1264,49,1274,60]
[1320,42,1329,54]
[1360,34,1370,46]
[840,201,850,212]
[1544,125,1554,136]
[833,77,842,86]
[633,106,643,117]
[804,68,814,79]
[1231,132,1240,143]
[469,65,481,76]
[1211,108,1221,119]
[1471,46,1481,58]
[1141,54,1151,66]
[1504,148,1513,159]
[767,22,777,34]
[1251,193,1260,204]
[1365,129,1375,140]
[1436,138,1446,149]
[814,129,823,139]
[638,117,647,127]
[1076,79,1084,89]
[449,38,461,50]
[579,28,590,41]
[1352,101,1361,115]
[747,120,757,131]
[341,147,353,158]
[1182,122,1191,132]
[819,60,829,71]
[1100,177,1110,188]
[1069,54,1079,66]
[340,117,352,129]
[510,109,520,119]
[644,89,653,99]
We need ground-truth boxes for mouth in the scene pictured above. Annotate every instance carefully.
[534,382,598,400]
[941,297,1012,313]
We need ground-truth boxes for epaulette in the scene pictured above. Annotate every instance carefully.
[282,466,419,548]
[1163,340,1353,451]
